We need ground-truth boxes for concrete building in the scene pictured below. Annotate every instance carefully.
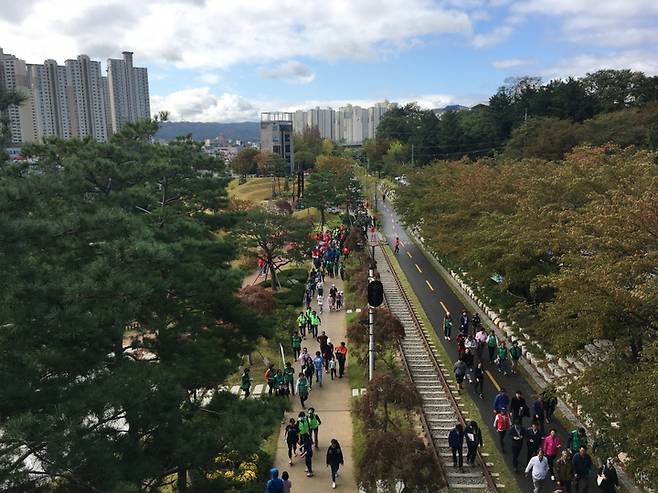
[260,112,294,172]
[65,55,109,141]
[26,60,72,140]
[0,48,37,145]
[106,51,150,133]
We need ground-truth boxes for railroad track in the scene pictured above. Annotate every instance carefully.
[374,244,502,492]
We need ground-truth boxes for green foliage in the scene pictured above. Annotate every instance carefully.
[231,148,260,177]
[0,119,279,491]
[0,87,27,162]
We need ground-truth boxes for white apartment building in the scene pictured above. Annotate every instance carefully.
[107,51,150,134]
[292,101,394,145]
[0,48,37,144]
[0,48,150,146]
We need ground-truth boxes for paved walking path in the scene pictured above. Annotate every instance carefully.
[273,276,358,492]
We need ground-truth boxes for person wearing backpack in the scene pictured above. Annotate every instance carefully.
[487,331,498,362]
[509,340,522,374]
[326,439,344,489]
[307,408,322,449]
[454,359,467,392]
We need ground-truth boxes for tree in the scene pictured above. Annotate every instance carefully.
[231,148,260,179]
[0,87,26,163]
[315,155,353,175]
[303,171,336,229]
[0,119,281,491]
[234,209,313,290]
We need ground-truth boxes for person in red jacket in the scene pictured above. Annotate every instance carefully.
[493,409,511,453]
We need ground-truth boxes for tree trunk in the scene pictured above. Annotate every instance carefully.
[177,466,187,493]
[320,208,326,231]
[269,260,279,291]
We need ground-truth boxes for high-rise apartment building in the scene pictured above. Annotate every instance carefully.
[0,48,37,144]
[107,52,150,134]
[0,47,150,147]
[292,101,395,145]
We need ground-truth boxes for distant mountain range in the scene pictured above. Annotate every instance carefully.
[155,121,260,142]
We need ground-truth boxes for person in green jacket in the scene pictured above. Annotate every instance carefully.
[297,411,310,441]
[309,311,321,339]
[284,362,295,396]
[487,331,498,362]
[307,407,322,449]
[296,372,309,408]
[240,368,251,398]
[497,341,509,376]
[296,312,307,338]
[291,333,302,360]
[273,369,286,396]
[443,313,453,340]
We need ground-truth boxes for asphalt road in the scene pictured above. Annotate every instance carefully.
[377,200,598,493]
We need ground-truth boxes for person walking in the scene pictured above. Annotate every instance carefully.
[472,312,481,329]
[568,428,589,455]
[474,362,485,398]
[525,449,550,493]
[304,358,315,390]
[317,293,324,314]
[542,428,562,474]
[266,467,285,493]
[284,362,295,396]
[598,458,619,493]
[475,326,487,361]
[443,313,453,340]
[326,439,344,489]
[526,422,545,465]
[459,310,470,335]
[510,390,529,426]
[510,421,525,473]
[273,369,286,396]
[554,449,574,493]
[448,423,465,471]
[454,359,467,392]
[487,331,499,362]
[329,357,337,380]
[497,341,510,375]
[465,421,483,466]
[284,418,299,465]
[308,408,322,449]
[393,236,400,254]
[281,471,291,493]
[312,351,324,387]
[300,432,314,477]
[296,372,309,408]
[240,368,251,398]
[309,310,321,339]
[297,312,307,338]
[265,365,276,396]
[335,342,348,378]
[291,333,302,360]
[572,446,593,493]
[493,409,511,453]
[510,340,522,374]
[493,388,510,414]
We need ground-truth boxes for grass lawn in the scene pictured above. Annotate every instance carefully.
[382,243,521,493]
[228,177,282,203]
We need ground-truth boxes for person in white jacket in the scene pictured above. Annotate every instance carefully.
[525,449,549,493]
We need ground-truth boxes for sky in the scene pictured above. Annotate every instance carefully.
[1,0,657,122]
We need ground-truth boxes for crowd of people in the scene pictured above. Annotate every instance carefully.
[447,312,618,493]
[263,224,353,491]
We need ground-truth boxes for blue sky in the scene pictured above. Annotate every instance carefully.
[2,0,657,121]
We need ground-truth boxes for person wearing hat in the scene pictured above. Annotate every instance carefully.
[597,457,619,493]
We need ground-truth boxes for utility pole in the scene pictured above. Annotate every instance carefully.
[368,266,375,381]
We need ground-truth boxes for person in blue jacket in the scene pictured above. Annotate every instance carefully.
[266,467,284,493]
[448,423,465,471]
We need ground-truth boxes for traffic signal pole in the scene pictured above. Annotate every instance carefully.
[368,266,375,381]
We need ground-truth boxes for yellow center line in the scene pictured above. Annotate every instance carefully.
[439,301,449,314]
[415,264,422,273]
[425,280,434,291]
[406,251,413,258]
[486,370,501,392]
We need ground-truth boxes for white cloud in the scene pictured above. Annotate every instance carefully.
[471,24,515,48]
[258,61,315,84]
[0,0,472,69]
[540,51,658,79]
[150,88,487,123]
[492,58,536,69]
[198,73,221,85]
[151,87,260,122]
